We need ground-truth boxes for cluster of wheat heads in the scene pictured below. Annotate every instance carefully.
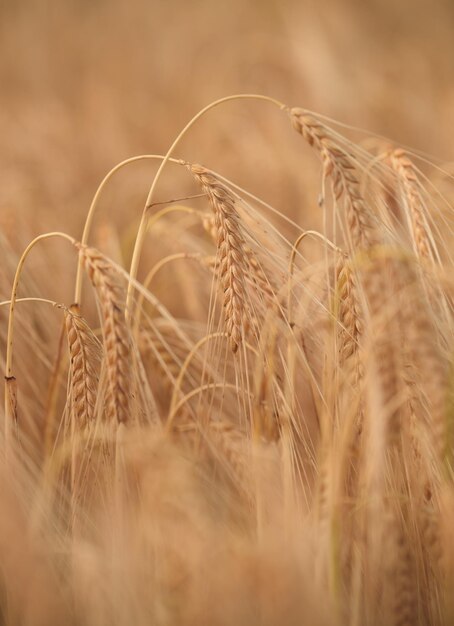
[1,95,454,626]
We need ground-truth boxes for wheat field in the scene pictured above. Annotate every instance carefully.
[1,2,454,625]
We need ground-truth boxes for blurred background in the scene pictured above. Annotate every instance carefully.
[1,0,453,251]
[1,0,453,440]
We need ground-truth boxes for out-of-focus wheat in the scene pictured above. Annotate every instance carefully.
[1,95,453,626]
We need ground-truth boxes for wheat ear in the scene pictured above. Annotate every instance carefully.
[187,163,247,353]
[289,109,377,250]
[77,245,131,424]
[64,307,102,428]
[336,254,363,365]
[390,149,435,262]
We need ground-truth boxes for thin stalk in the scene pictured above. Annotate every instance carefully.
[5,232,75,379]
[169,332,228,419]
[0,297,60,308]
[73,154,183,305]
[166,382,250,432]
[168,332,259,420]
[287,230,343,323]
[4,232,75,447]
[131,204,201,336]
[133,251,199,338]
[126,94,286,319]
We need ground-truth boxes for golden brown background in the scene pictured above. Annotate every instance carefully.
[1,0,453,241]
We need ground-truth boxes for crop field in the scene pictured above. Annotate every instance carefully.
[1,1,454,624]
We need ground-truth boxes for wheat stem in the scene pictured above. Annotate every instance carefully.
[74,154,185,306]
[125,94,286,319]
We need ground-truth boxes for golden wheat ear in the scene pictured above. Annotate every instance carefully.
[76,244,133,425]
[289,108,378,251]
[335,253,363,367]
[186,163,248,354]
[64,307,102,428]
[391,149,437,263]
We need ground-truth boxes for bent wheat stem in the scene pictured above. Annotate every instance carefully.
[74,154,184,306]
[126,94,286,319]
[4,231,76,448]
